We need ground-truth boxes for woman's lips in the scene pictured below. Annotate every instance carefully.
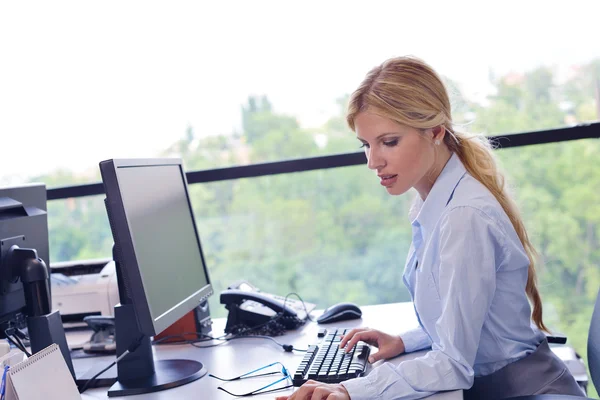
[379,174,398,187]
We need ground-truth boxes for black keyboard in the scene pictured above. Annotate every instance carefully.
[292,328,370,386]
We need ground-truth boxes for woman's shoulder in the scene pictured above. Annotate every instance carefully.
[445,173,510,228]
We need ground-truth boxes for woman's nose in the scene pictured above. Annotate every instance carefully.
[367,149,384,170]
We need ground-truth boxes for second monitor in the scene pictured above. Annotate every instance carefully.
[100,158,213,397]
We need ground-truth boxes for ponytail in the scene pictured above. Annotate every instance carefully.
[448,131,548,332]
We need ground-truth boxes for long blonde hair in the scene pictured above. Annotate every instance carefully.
[347,56,548,332]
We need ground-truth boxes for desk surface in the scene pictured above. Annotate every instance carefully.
[75,302,462,399]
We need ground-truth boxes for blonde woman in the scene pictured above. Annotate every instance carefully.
[277,57,584,399]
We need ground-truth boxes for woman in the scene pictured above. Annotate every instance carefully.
[276,57,584,400]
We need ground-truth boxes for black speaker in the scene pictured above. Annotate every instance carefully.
[194,300,212,336]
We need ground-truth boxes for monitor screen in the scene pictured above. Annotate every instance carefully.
[117,164,208,322]
[101,159,212,336]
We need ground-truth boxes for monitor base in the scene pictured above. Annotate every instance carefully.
[107,359,207,397]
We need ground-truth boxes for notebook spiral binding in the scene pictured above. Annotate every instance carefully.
[9,344,57,374]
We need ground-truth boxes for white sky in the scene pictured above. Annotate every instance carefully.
[1,0,599,183]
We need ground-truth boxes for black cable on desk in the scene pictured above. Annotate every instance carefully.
[283,292,316,323]
[152,332,228,345]
[213,335,308,352]
[78,334,145,394]
[153,331,308,352]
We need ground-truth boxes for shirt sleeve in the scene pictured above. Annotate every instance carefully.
[401,326,432,353]
[342,206,503,400]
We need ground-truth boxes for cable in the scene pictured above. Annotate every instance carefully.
[152,332,228,345]
[4,335,30,357]
[229,314,286,336]
[217,335,308,352]
[282,292,315,323]
[151,333,230,349]
[78,334,145,394]
[153,331,308,352]
[14,328,29,341]
[188,334,308,352]
[4,329,31,357]
[190,340,231,349]
[78,359,116,394]
[11,335,30,357]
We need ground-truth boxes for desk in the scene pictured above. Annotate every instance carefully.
[74,302,462,399]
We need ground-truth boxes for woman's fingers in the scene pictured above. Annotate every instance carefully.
[283,380,318,400]
[280,381,349,400]
[368,348,386,363]
[311,387,329,400]
[339,328,369,348]
[342,330,378,353]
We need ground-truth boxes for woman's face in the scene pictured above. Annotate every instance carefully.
[354,111,436,196]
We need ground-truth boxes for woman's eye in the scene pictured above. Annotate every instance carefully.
[359,143,370,149]
[383,139,399,147]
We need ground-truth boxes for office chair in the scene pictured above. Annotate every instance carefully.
[509,288,599,400]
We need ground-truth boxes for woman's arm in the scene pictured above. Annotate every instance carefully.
[342,206,503,400]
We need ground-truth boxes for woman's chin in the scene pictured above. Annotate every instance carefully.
[385,184,409,196]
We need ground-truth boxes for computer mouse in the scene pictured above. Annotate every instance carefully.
[316,302,362,324]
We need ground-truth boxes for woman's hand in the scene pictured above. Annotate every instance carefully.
[340,327,405,363]
[275,381,350,400]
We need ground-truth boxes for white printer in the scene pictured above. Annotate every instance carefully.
[50,258,120,322]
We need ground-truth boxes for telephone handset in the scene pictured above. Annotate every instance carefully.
[220,280,316,335]
[220,289,298,317]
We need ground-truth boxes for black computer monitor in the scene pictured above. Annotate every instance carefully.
[0,184,49,329]
[0,183,74,377]
[99,158,213,397]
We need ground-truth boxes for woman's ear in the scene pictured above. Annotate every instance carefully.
[432,126,446,144]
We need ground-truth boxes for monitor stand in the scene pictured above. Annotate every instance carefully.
[2,242,75,379]
[107,303,207,397]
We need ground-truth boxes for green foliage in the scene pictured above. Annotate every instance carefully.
[38,61,600,397]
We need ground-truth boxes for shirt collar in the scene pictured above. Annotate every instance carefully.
[409,153,467,239]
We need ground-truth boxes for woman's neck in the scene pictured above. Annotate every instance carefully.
[415,149,453,201]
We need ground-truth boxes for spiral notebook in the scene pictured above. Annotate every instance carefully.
[3,343,81,400]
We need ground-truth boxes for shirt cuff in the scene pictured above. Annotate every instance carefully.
[401,327,432,354]
[341,375,379,400]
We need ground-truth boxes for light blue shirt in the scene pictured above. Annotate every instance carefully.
[342,153,545,400]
